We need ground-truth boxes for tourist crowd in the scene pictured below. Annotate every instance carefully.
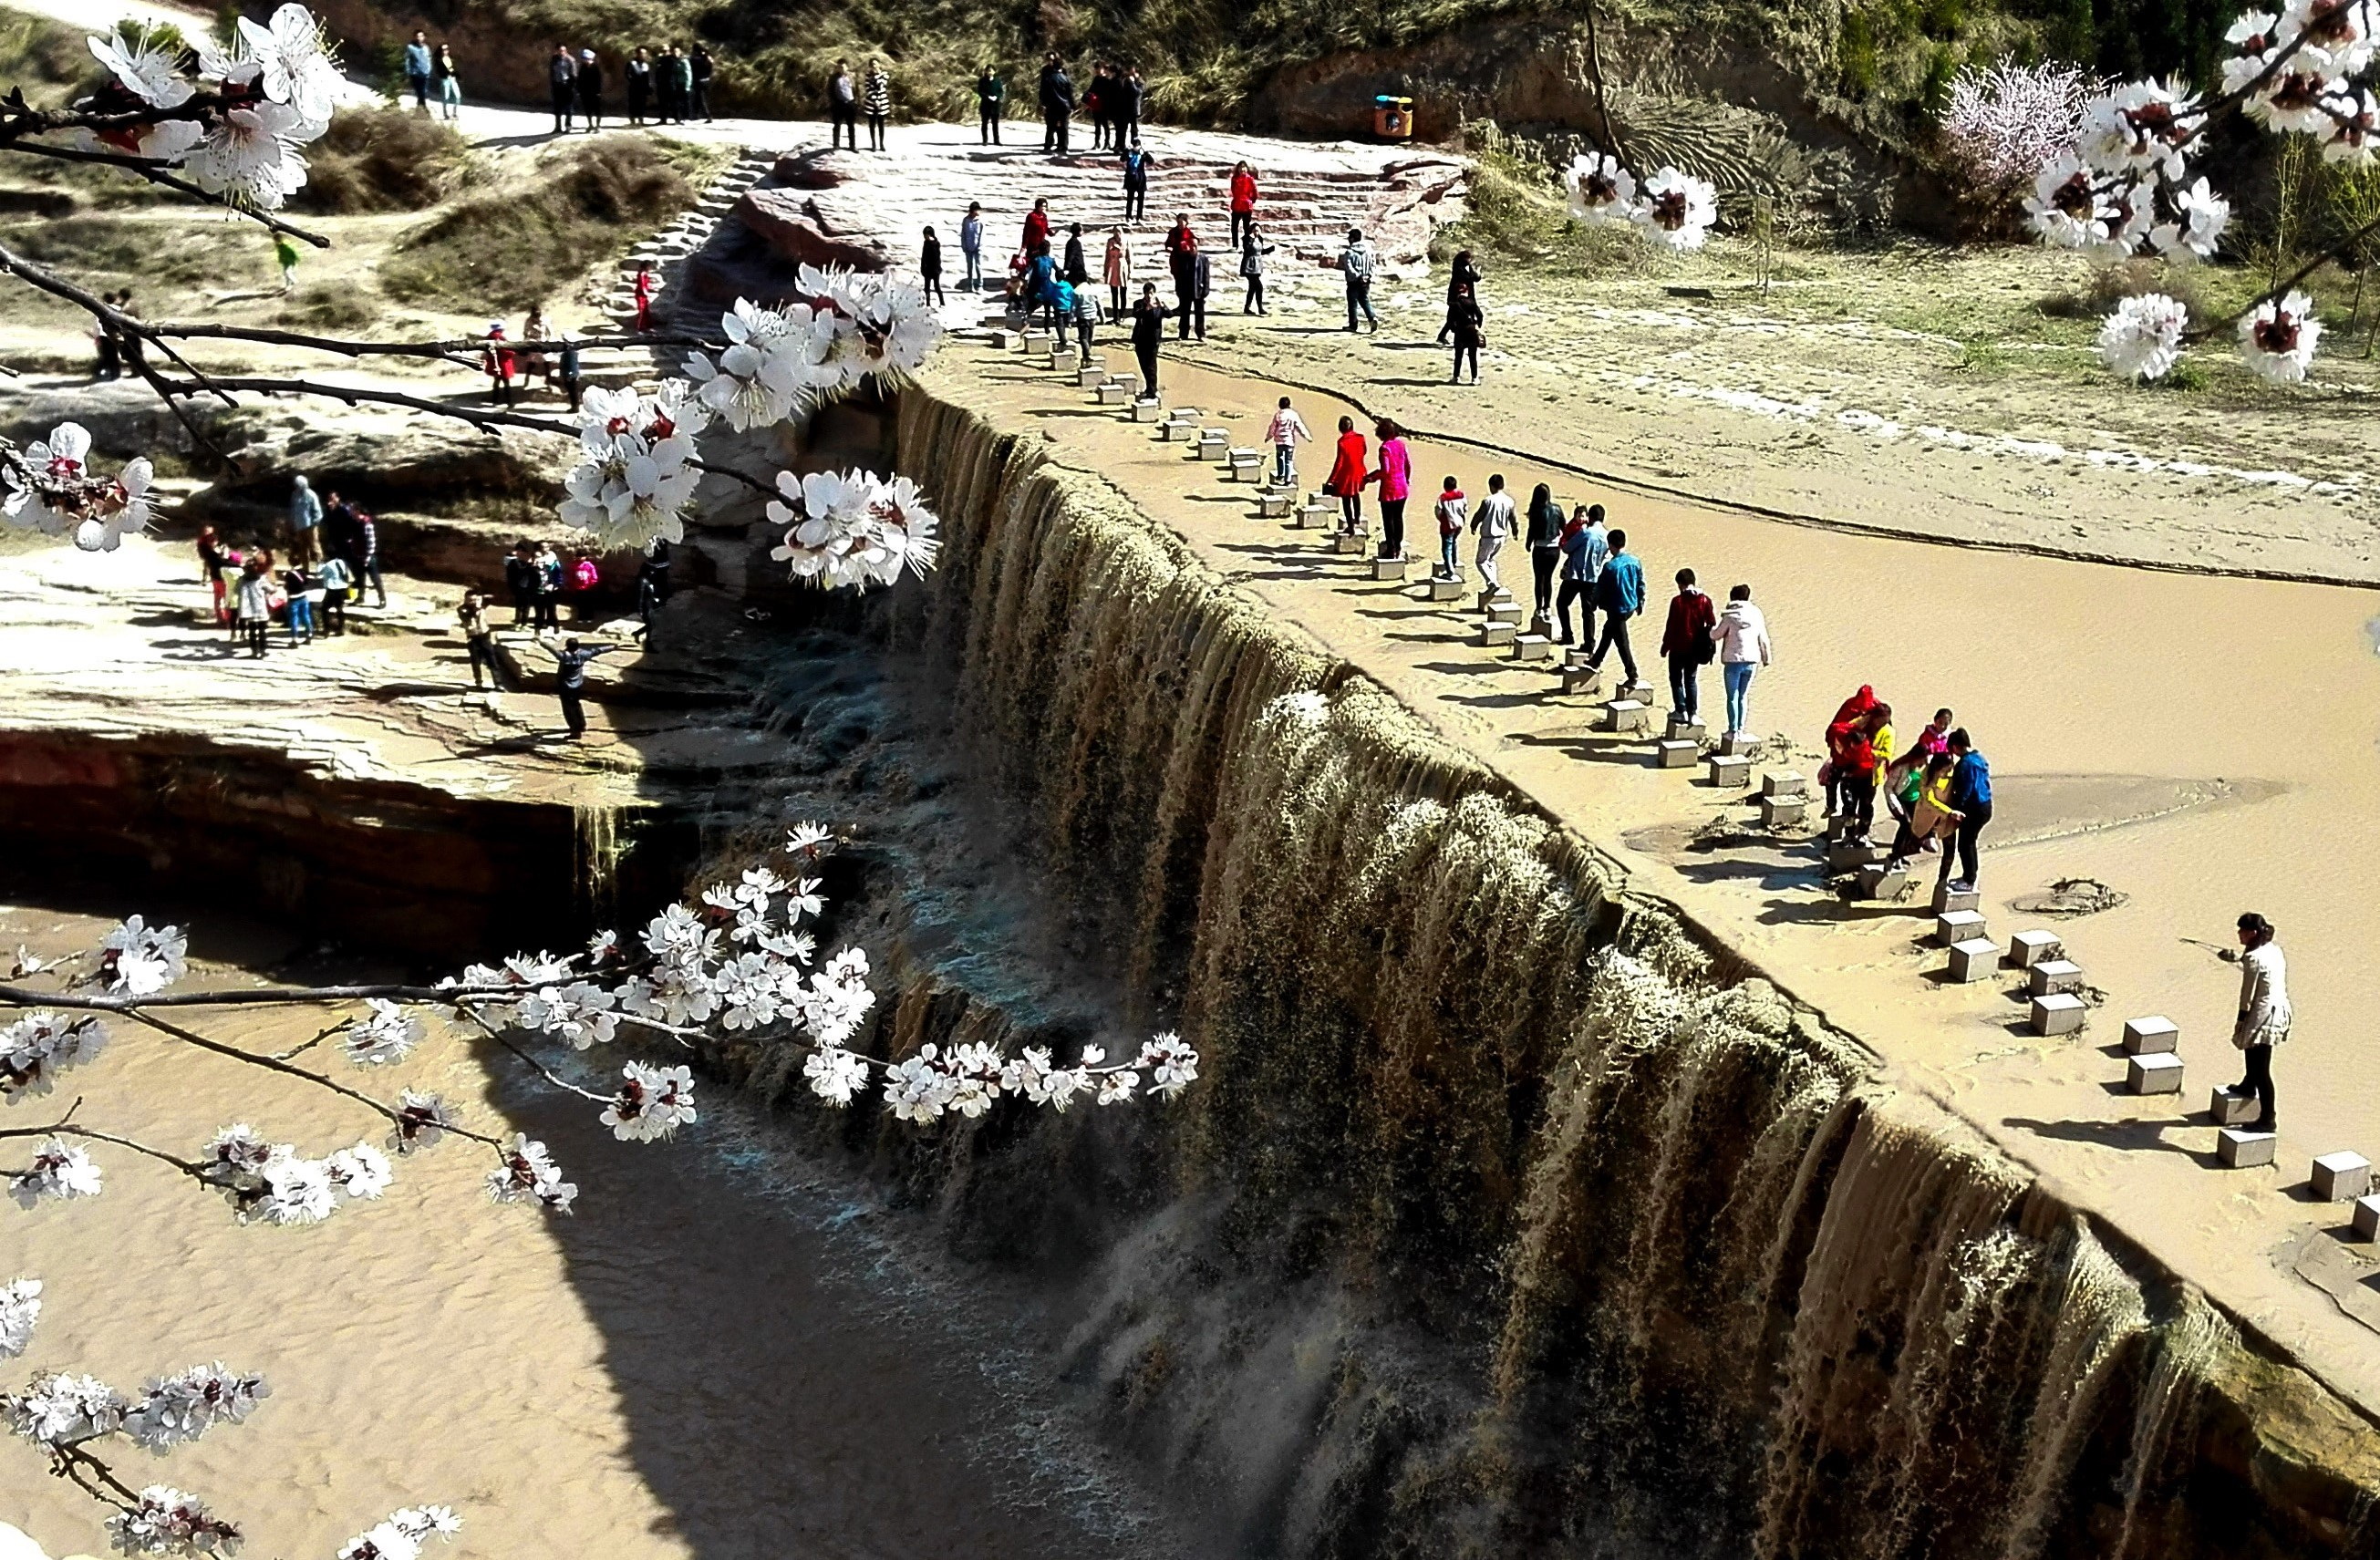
[393,30,719,131]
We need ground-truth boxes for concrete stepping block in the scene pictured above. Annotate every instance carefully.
[2311,1152,2372,1202]
[2030,993,2086,1036]
[1226,448,1264,479]
[1602,699,1651,733]
[1936,909,1987,946]
[1075,364,1110,387]
[1257,492,1292,518]
[1026,351,1057,370]
[2121,1016,2178,1056]
[1374,556,1410,582]
[1763,770,1806,800]
[1478,622,1516,647]
[1094,381,1133,405]
[1511,633,1553,661]
[1657,738,1698,769]
[2353,1195,2380,1241]
[1719,730,1759,756]
[1759,795,1807,828]
[2209,1088,2260,1127]
[1019,330,1053,352]
[1475,588,1511,611]
[1075,352,1107,377]
[2008,930,2064,968]
[1157,418,1201,441]
[2028,959,2085,997]
[1564,647,1594,668]
[1424,576,1464,600]
[2218,1128,2277,1168]
[1667,718,1706,744]
[1294,505,1331,529]
[1560,666,1600,695]
[988,328,1014,348]
[1943,937,2000,983]
[1706,755,1751,788]
[1933,884,1980,915]
[1618,681,1658,706]
[1193,431,1228,459]
[1485,601,1523,625]
[1857,863,1909,899]
[1331,532,1367,554]
[1827,841,1888,873]
[2126,1053,2183,1094]
[1130,398,1164,422]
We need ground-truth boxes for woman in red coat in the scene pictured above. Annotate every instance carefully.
[1324,415,1368,534]
[1228,160,1258,248]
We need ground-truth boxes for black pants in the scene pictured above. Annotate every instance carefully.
[1043,112,1069,152]
[1338,492,1362,531]
[1940,801,1991,886]
[534,595,559,631]
[1175,284,1204,339]
[1230,210,1254,247]
[1075,318,1094,360]
[627,83,647,121]
[691,80,709,118]
[559,687,586,736]
[512,592,531,625]
[1379,497,1406,558]
[1454,342,1479,379]
[922,272,945,305]
[467,636,507,689]
[2233,1044,2276,1127]
[1124,181,1145,220]
[1588,614,1636,680]
[363,559,385,607]
[1531,545,1558,616]
[578,91,600,129]
[1110,284,1127,315]
[1135,341,1158,398]
[409,73,430,108]
[321,589,347,635]
[1244,275,1264,313]
[831,107,857,148]
[1841,770,1876,836]
[552,85,573,131]
[866,111,887,150]
[241,621,267,656]
[980,106,1000,142]
[1556,580,1593,645]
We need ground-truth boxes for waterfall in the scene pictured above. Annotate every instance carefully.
[572,801,623,925]
[783,386,2380,1557]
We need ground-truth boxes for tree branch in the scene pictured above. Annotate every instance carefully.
[0,980,528,1011]
[0,139,331,247]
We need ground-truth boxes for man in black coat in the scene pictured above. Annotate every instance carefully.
[1039,54,1075,154]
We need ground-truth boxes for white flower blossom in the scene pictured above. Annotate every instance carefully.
[1135,1032,1201,1097]
[1940,59,2100,185]
[2077,79,2200,180]
[389,1089,458,1153]
[1565,150,1639,224]
[99,914,186,997]
[682,301,823,429]
[237,3,343,130]
[2150,175,2230,258]
[107,1483,240,1555]
[585,928,621,965]
[0,1278,40,1358]
[784,821,837,860]
[602,1061,698,1142]
[2282,0,2377,73]
[257,1151,336,1225]
[641,903,714,962]
[1,1010,107,1098]
[803,1045,872,1106]
[2220,10,2286,95]
[326,1142,392,1200]
[344,999,424,1066]
[768,468,941,589]
[1095,1067,1140,1104]
[714,952,795,1030]
[617,960,719,1028]
[201,1123,274,1176]
[486,1133,575,1214]
[2240,289,2323,381]
[1630,167,1719,251]
[124,1362,268,1452]
[182,96,311,209]
[88,28,193,108]
[5,1370,126,1444]
[2095,292,2191,381]
[518,982,619,1049]
[11,1139,102,1207]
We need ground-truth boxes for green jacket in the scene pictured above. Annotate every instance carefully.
[976,72,1004,108]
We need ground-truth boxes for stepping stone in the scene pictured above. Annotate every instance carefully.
[1619,681,1658,707]
[2311,1152,2372,1202]
[1158,418,1201,441]
[2008,930,2064,968]
[1602,699,1651,733]
[1656,738,1698,769]
[1857,863,1909,899]
[2126,1053,2183,1094]
[1295,504,1332,529]
[1564,647,1594,668]
[988,328,1014,348]
[1130,398,1164,422]
[1019,330,1052,352]
[1943,936,2000,983]
[1759,794,1807,828]
[1257,492,1292,518]
[2030,993,2086,1036]
[1485,601,1524,626]
[1478,622,1516,647]
[1935,909,1987,946]
[1706,755,1751,788]
[1424,576,1464,601]
[1511,633,1552,661]
[1075,363,1109,387]
[2217,1128,2276,1168]
[1331,532,1367,554]
[1719,730,1759,757]
[1094,381,1132,405]
[2209,1088,2260,1126]
[2027,959,2085,997]
[1226,448,1264,480]
[1475,588,1511,611]
[1560,666,1601,695]
[2353,1195,2380,1241]
[1667,718,1706,745]
[1762,770,1806,800]
[1827,841,1888,873]
[1194,431,1228,460]
[1373,556,1410,582]
[1933,884,1980,914]
[2121,1016,2178,1056]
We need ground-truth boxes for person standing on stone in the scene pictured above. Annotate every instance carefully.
[1238,221,1273,315]
[459,591,508,691]
[960,201,985,291]
[1525,481,1563,626]
[1472,473,1516,594]
[1038,54,1075,153]
[1365,419,1412,559]
[1120,67,1145,143]
[1070,274,1101,365]
[575,48,603,131]
[1659,565,1717,727]
[1325,417,1368,534]
[1062,222,1089,287]
[1582,526,1643,683]
[1164,214,1199,340]
[1102,225,1132,316]
[919,226,946,306]
[316,552,352,635]
[690,45,713,119]
[828,59,858,150]
[863,58,892,150]
[626,46,652,125]
[1555,502,1606,648]
[1938,728,1992,892]
[505,542,539,625]
[549,46,577,134]
[633,262,658,332]
[286,474,323,564]
[544,637,619,740]
[433,44,461,119]
[975,64,1005,144]
[1715,582,1771,739]
[1448,286,1484,383]
[1130,281,1164,400]
[233,557,273,658]
[1265,396,1310,487]
[1120,140,1154,222]
[1340,227,1378,333]
[1433,476,1467,582]
[664,45,694,124]
[1227,160,1258,248]
[2225,913,2289,1131]
[403,29,433,110]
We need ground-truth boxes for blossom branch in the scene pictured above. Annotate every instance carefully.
[0,139,331,246]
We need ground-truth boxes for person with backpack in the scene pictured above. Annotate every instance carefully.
[1120,140,1154,221]
[1582,527,1644,684]
[1130,281,1165,399]
[1659,566,1718,726]
[1340,227,1379,333]
[975,65,1005,143]
[1433,476,1468,582]
[1555,502,1607,647]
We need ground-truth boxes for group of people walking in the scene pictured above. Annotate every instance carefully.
[1817,690,1994,893]
[544,39,715,134]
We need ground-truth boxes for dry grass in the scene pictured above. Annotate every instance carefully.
[294,107,476,215]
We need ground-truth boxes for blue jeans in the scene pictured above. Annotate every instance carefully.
[1668,656,1700,721]
[963,247,981,286]
[1723,661,1756,732]
[1440,532,1459,576]
[1274,443,1295,484]
[286,596,313,639]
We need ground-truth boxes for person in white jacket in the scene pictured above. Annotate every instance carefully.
[1715,584,1772,739]
[2225,912,2289,1131]
[1265,397,1311,488]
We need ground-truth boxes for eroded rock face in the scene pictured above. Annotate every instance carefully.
[733,184,895,273]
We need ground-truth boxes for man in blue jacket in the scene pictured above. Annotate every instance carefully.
[1583,525,1644,685]
[403,31,433,109]
[1940,728,1993,892]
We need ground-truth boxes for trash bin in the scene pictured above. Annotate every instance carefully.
[1372,95,1414,141]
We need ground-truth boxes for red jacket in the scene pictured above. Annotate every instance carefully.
[1229,170,1257,212]
[1324,430,1367,496]
[1659,588,1715,658]
[1022,209,1050,253]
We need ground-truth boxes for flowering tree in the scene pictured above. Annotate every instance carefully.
[1557,3,1723,251]
[1941,58,2105,191]
[0,10,1205,1555]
